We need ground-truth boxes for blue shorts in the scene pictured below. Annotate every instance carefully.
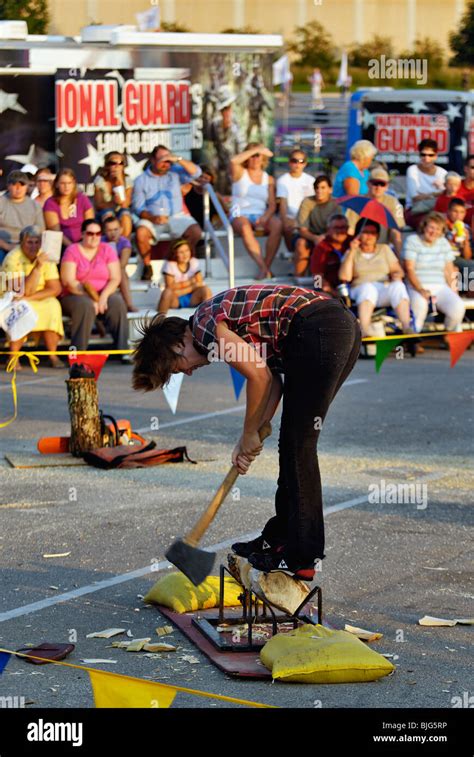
[178,293,193,308]
[97,207,131,222]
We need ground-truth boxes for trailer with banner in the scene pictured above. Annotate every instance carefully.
[0,27,282,194]
[347,88,473,176]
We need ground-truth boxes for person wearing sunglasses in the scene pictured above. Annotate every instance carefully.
[93,152,133,238]
[276,150,316,251]
[0,170,45,264]
[405,139,447,231]
[310,213,352,296]
[60,218,128,351]
[346,167,405,256]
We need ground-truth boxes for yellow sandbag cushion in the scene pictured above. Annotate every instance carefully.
[260,624,395,684]
[144,573,243,613]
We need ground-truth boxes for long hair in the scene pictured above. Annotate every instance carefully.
[132,313,189,391]
[98,151,128,180]
[53,168,78,204]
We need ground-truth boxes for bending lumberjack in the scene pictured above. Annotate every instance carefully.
[132,285,361,581]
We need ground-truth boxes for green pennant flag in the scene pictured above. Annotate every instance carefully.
[375,338,403,373]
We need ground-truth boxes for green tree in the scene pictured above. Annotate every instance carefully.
[400,37,444,71]
[449,0,474,65]
[349,35,394,68]
[0,0,49,34]
[289,20,336,71]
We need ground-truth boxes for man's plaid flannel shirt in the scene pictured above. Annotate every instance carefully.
[189,284,330,373]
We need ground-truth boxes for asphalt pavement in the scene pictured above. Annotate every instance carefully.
[0,346,472,712]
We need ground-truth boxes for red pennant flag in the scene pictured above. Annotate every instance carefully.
[446,332,474,367]
[68,353,109,380]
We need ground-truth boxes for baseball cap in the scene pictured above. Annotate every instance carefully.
[21,163,38,174]
[369,167,389,183]
[7,170,29,185]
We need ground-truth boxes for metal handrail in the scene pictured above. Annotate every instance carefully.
[202,183,235,289]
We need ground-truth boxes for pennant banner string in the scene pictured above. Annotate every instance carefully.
[0,648,275,708]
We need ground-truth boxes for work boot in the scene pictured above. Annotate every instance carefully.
[248,546,316,582]
[231,534,285,559]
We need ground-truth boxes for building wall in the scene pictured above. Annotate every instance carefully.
[48,0,467,54]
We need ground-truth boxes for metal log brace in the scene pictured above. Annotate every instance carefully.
[191,564,323,652]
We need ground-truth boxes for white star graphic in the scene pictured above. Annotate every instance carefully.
[125,153,147,181]
[78,142,106,178]
[455,137,467,159]
[6,143,55,167]
[407,100,429,114]
[361,109,376,129]
[442,103,462,122]
[0,89,27,115]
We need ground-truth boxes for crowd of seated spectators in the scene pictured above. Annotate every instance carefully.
[1,135,473,369]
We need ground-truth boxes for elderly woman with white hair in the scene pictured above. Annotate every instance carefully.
[1,225,64,368]
[332,140,378,198]
[403,211,466,332]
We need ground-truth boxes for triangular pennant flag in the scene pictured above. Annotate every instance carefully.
[375,338,403,373]
[162,372,184,414]
[68,354,109,380]
[446,332,474,367]
[89,669,177,709]
[229,366,246,400]
[0,652,11,674]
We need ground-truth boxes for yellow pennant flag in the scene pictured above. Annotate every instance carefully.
[89,669,177,709]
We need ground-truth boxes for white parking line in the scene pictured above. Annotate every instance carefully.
[0,376,57,389]
[5,465,438,626]
[135,378,368,433]
[0,378,371,623]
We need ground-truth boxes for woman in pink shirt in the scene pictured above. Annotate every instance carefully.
[60,218,128,351]
[44,168,95,247]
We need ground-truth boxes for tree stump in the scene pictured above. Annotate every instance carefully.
[66,378,102,457]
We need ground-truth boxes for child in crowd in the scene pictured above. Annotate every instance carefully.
[102,216,136,312]
[444,198,474,297]
[157,238,212,314]
[434,172,463,215]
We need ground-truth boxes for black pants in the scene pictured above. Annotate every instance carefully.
[262,299,361,565]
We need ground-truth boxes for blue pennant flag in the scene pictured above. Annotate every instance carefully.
[229,366,246,400]
[0,652,11,674]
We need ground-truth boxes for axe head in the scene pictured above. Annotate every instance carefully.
[165,540,216,587]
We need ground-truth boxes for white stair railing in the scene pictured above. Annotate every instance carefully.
[202,184,235,289]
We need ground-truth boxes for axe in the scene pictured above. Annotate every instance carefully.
[165,422,272,586]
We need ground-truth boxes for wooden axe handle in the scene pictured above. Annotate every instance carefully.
[185,421,272,546]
